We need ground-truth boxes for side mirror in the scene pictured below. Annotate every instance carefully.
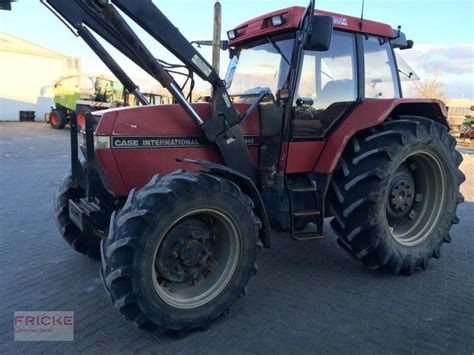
[303,15,333,51]
[391,30,414,50]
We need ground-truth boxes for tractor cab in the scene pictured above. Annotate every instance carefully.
[225,7,417,141]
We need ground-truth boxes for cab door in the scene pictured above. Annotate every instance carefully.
[283,30,358,173]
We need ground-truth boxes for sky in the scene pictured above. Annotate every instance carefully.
[1,0,473,99]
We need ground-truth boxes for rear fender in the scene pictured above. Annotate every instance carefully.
[315,99,448,174]
[178,159,271,248]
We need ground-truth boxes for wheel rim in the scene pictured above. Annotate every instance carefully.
[152,209,240,309]
[385,150,446,246]
[51,114,58,126]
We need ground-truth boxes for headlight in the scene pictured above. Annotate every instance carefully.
[271,15,285,27]
[94,136,111,149]
[227,30,237,40]
[80,133,110,149]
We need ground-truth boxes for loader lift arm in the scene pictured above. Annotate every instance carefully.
[42,0,257,182]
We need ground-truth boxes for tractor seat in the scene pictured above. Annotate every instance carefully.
[293,105,324,137]
[314,80,355,110]
[292,80,356,137]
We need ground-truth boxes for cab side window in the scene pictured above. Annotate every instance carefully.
[363,36,400,99]
[293,31,357,138]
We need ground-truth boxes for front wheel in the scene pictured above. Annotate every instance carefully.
[49,109,68,129]
[328,116,465,274]
[101,171,261,332]
[54,171,102,258]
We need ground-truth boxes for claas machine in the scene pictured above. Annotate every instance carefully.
[41,0,464,333]
[48,74,124,129]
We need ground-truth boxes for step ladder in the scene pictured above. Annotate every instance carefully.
[287,175,324,241]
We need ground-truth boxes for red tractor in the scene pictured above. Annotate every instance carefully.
[45,0,464,333]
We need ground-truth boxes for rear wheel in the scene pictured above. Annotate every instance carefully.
[54,170,102,259]
[101,171,261,332]
[328,116,464,274]
[49,109,67,129]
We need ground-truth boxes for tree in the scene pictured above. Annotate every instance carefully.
[408,66,447,102]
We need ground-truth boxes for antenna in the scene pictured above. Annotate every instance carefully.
[305,0,316,28]
[300,0,316,36]
[359,0,365,30]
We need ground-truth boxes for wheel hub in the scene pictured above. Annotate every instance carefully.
[180,240,203,266]
[152,208,241,309]
[156,218,214,283]
[387,165,415,219]
[384,151,447,247]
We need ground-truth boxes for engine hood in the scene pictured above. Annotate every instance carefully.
[91,102,260,197]
[94,102,258,137]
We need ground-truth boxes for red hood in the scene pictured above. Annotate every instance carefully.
[92,102,260,197]
[94,102,259,136]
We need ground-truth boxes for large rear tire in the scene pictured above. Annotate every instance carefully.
[54,171,102,259]
[101,171,261,332]
[328,116,465,274]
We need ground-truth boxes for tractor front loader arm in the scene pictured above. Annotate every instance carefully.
[109,0,257,182]
[43,0,257,182]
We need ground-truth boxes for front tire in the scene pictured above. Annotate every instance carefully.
[101,171,261,332]
[49,109,67,129]
[54,171,102,259]
[328,116,465,274]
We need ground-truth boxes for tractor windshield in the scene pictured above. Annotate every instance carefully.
[225,36,294,98]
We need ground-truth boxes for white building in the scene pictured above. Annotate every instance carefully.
[0,32,80,121]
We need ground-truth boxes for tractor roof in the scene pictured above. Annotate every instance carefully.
[228,6,395,46]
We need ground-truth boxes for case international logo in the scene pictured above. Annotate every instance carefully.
[14,311,74,341]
